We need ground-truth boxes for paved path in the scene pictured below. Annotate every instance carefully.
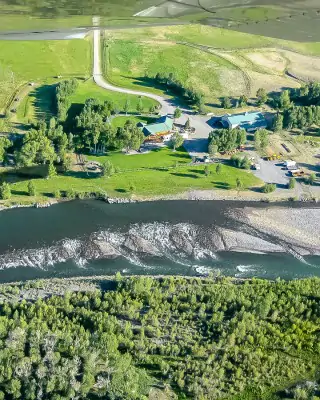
[92,29,212,155]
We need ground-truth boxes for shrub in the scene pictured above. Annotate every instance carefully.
[288,177,296,189]
[0,182,11,200]
[27,181,36,196]
[66,188,76,199]
[54,189,61,199]
[261,183,276,193]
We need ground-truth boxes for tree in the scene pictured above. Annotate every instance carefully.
[279,90,291,110]
[101,160,115,177]
[0,136,11,163]
[170,133,184,151]
[305,173,316,185]
[0,182,11,200]
[208,143,218,157]
[184,118,191,131]
[262,183,276,193]
[149,105,155,114]
[28,181,36,196]
[256,88,268,105]
[47,162,57,179]
[273,114,283,132]
[208,128,246,153]
[204,165,210,176]
[61,155,72,172]
[239,95,248,108]
[255,129,269,151]
[216,163,222,174]
[236,178,243,192]
[124,98,130,115]
[221,97,232,109]
[288,177,296,189]
[136,97,143,114]
[174,108,182,120]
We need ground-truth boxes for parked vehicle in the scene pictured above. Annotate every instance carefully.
[284,160,297,169]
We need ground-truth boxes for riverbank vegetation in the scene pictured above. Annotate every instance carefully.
[0,275,319,399]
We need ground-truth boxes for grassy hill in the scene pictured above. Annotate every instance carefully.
[0,38,92,114]
[103,25,320,110]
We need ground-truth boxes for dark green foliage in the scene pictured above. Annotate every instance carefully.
[256,88,268,105]
[173,107,182,119]
[209,128,246,152]
[170,132,184,151]
[272,114,283,132]
[231,154,251,169]
[154,72,203,108]
[288,177,296,189]
[0,276,318,399]
[101,160,115,177]
[56,79,78,121]
[262,183,277,193]
[0,181,11,200]
[239,95,248,108]
[283,105,320,129]
[27,181,36,196]
[221,96,232,109]
[254,128,269,150]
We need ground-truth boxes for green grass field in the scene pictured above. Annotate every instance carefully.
[69,79,158,113]
[87,147,190,170]
[9,161,262,200]
[0,38,92,113]
[105,39,237,103]
[110,115,157,128]
[106,24,320,55]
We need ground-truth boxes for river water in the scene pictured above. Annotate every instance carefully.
[0,200,319,283]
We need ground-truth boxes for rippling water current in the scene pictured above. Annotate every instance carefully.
[0,200,319,283]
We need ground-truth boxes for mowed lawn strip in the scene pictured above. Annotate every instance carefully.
[87,147,191,170]
[10,162,262,199]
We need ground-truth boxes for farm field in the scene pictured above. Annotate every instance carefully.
[7,160,262,201]
[0,38,92,113]
[103,25,320,110]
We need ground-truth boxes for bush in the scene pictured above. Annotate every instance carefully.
[231,154,251,169]
[288,177,296,189]
[54,189,61,199]
[66,188,76,199]
[261,183,276,193]
[0,182,11,200]
[27,181,36,196]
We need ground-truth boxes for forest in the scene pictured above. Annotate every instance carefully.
[0,276,318,400]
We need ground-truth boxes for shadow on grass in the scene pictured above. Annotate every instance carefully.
[64,171,100,179]
[115,188,127,193]
[189,168,205,175]
[169,152,191,160]
[31,84,57,122]
[170,172,199,179]
[11,189,28,196]
[212,181,231,189]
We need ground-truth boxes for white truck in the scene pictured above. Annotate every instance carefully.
[284,160,297,170]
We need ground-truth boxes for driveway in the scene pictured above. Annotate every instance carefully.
[92,29,212,155]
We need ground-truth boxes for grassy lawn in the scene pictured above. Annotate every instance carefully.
[87,147,190,170]
[0,38,92,113]
[110,115,157,128]
[69,79,159,113]
[105,39,236,103]
[9,162,262,199]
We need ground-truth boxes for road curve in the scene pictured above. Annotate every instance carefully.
[93,29,174,116]
[92,29,212,154]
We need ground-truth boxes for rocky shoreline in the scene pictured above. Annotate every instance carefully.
[0,188,318,212]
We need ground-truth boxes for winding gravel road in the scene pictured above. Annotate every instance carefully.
[92,29,212,154]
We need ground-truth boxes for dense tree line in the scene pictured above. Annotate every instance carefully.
[14,119,73,171]
[0,276,318,399]
[283,105,320,129]
[154,72,205,111]
[74,99,144,153]
[56,79,78,121]
[208,128,246,153]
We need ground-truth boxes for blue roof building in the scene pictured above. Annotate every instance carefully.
[221,112,267,132]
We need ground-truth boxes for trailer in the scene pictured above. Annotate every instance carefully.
[284,160,297,169]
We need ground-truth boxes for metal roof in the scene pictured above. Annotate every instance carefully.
[143,116,174,136]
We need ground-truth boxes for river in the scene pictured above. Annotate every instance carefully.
[0,199,319,283]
